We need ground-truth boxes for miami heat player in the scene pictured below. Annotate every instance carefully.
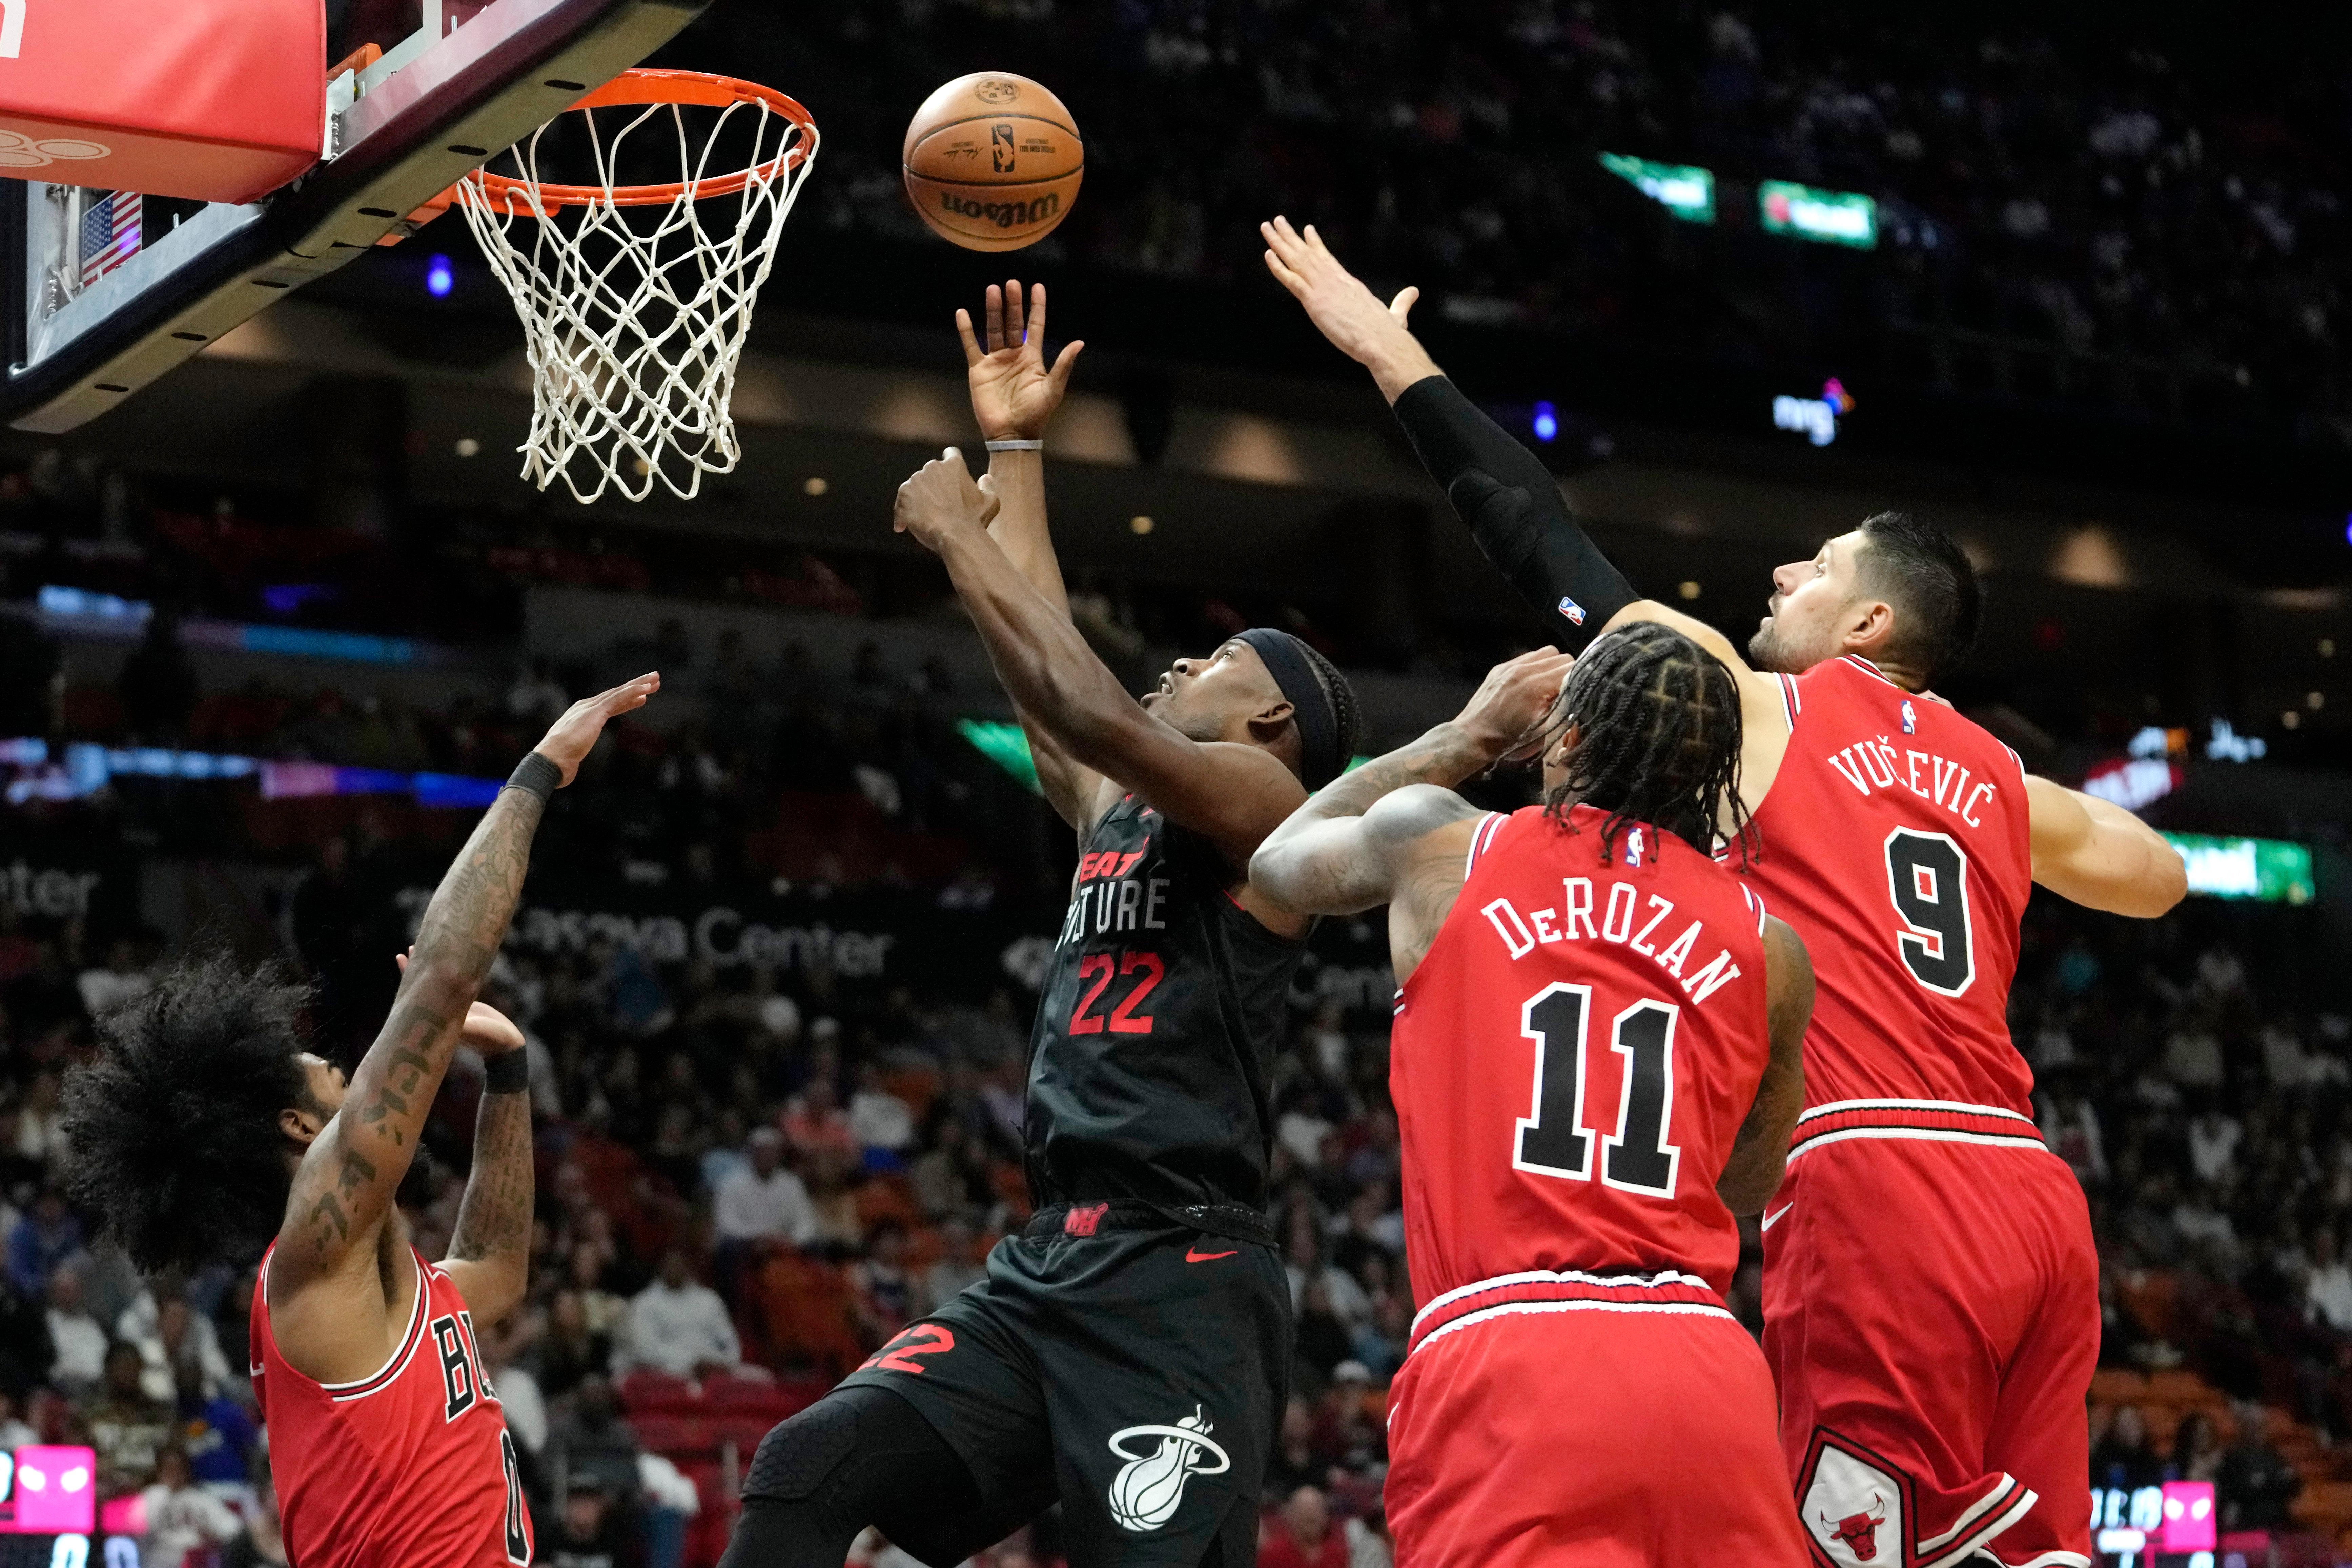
[1255,625,1816,1567]
[1265,215,2186,1568]
[64,674,659,1567]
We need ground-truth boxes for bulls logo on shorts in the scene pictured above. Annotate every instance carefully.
[1105,1406,1230,1532]
[1798,1430,1911,1567]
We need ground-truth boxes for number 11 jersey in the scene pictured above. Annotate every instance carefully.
[1391,803,1774,1303]
[1729,654,2036,1127]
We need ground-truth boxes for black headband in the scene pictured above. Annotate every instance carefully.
[1235,627,1343,791]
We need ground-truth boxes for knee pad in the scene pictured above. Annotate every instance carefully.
[744,1398,863,1502]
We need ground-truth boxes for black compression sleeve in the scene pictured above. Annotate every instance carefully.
[1390,374,1640,649]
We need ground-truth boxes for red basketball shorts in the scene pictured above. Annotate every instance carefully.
[1386,1273,1809,1567]
[1762,1120,2098,1568]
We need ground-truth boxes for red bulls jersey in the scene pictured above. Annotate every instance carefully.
[1733,654,2039,1143]
[1392,803,1774,1342]
[252,1243,532,1567]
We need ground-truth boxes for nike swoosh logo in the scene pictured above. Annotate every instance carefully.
[1761,1205,1792,1233]
[1185,1246,1238,1263]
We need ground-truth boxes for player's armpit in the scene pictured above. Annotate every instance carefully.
[1718,915,1811,1215]
[2025,773,2187,917]
[1252,783,1482,921]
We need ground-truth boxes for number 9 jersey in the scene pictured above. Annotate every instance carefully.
[1728,654,2036,1133]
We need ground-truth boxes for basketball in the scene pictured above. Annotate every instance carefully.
[902,72,1083,252]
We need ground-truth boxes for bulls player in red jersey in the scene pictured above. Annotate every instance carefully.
[1254,623,1816,1566]
[1265,215,2187,1568]
[61,674,659,1568]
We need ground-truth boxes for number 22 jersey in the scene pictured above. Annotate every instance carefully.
[1025,793,1307,1211]
[1728,654,2037,1132]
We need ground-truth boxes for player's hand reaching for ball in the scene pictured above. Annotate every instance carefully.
[533,672,660,785]
[1260,216,1441,401]
[395,950,526,1055]
[959,280,1084,442]
[1453,647,1577,763]
[895,448,1001,551]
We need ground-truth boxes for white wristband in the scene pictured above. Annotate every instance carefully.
[984,439,1043,452]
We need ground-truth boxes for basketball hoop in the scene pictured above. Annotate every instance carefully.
[454,68,819,504]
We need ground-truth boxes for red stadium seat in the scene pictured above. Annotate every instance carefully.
[619,1370,702,1416]
[631,1414,714,1457]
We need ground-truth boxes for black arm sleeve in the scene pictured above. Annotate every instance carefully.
[1390,374,1640,649]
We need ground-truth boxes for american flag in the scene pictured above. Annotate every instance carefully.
[78,190,142,288]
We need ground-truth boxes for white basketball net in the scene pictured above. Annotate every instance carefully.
[457,92,818,504]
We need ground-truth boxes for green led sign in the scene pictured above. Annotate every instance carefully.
[1758,180,1878,248]
[1599,154,1716,224]
[957,718,1041,795]
[2162,833,2316,905]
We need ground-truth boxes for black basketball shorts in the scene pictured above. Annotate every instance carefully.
[837,1202,1291,1568]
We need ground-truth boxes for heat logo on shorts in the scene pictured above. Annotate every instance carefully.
[1106,1407,1231,1531]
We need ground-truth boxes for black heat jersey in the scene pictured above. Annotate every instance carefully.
[1026,793,1307,1210]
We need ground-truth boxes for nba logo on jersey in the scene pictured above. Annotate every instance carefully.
[1625,826,1646,866]
[1901,699,1918,734]
[1557,595,1586,625]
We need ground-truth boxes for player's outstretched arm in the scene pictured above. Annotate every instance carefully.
[2025,774,2188,917]
[957,281,1107,832]
[275,675,656,1304]
[895,449,1303,867]
[1253,650,1572,971]
[1718,915,1812,1215]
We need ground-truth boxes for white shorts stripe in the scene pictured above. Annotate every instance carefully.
[1413,1297,1738,1352]
[1918,1475,2020,1551]
[1920,1484,2039,1568]
[1410,1267,1714,1335]
[1798,1098,2036,1126]
[1787,1126,2052,1162]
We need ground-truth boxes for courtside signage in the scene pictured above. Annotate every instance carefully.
[1759,181,1877,248]
[1598,153,1714,224]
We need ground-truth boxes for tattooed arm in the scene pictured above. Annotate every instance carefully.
[269,675,655,1379]
[441,1019,535,1326]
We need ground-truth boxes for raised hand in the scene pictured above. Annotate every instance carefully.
[534,672,659,784]
[1454,647,1576,762]
[958,280,1084,443]
[1260,216,1426,373]
[894,447,1001,551]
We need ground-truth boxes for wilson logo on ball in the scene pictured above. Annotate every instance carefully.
[939,191,1062,229]
[1105,1407,1230,1532]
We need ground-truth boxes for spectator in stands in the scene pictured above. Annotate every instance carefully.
[137,1444,242,1568]
[172,1356,258,1488]
[2163,1010,2227,1091]
[120,1290,233,1401]
[2217,1401,2303,1530]
[568,1244,631,1344]
[915,1215,985,1316]
[11,1068,66,1171]
[2172,1410,2226,1485]
[618,1249,742,1379]
[537,1290,613,1401]
[84,1340,175,1496]
[781,1073,855,1162]
[1260,1485,1348,1568]
[713,1128,817,1249]
[547,1375,646,1501]
[2091,1405,2164,1490]
[848,1062,916,1169]
[9,1186,83,1294]
[45,1265,106,1395]
[2305,1227,2352,1331]
[2188,1107,2242,1184]
[220,1463,289,1568]
[484,1314,548,1460]
[848,1219,913,1344]
[542,1477,643,1568]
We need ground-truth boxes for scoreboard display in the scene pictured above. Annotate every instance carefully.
[2093,1482,2218,1568]
[0,1448,140,1568]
